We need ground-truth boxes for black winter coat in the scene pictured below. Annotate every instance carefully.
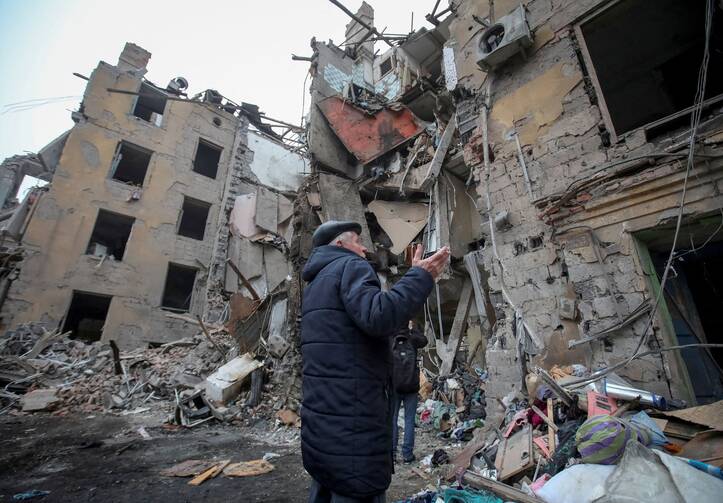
[300,246,434,498]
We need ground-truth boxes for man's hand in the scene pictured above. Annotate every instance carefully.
[412,244,450,280]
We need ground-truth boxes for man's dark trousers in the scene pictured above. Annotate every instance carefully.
[392,391,418,461]
[308,479,385,503]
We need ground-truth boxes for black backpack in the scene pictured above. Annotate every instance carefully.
[392,334,419,394]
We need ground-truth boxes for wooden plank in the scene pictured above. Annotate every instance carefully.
[421,116,457,190]
[436,278,474,376]
[462,470,545,503]
[547,399,556,454]
[530,404,558,432]
[188,459,230,486]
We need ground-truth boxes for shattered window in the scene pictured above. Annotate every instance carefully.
[577,0,723,138]
[161,263,197,312]
[132,82,167,126]
[192,139,222,179]
[177,196,211,241]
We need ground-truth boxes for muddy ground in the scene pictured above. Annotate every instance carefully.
[0,414,442,502]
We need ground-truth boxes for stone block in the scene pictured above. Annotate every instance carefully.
[21,388,60,412]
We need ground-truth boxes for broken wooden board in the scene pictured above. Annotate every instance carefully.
[317,96,424,165]
[367,200,428,254]
[188,459,230,486]
[449,428,487,476]
[223,459,275,477]
[421,116,457,191]
[462,470,545,503]
[657,400,723,431]
[160,459,217,477]
[317,173,373,249]
[495,424,535,481]
[678,430,723,468]
[436,278,474,376]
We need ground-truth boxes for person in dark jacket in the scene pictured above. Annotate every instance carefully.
[391,321,427,464]
[301,220,449,503]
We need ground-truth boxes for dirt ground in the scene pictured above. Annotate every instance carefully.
[0,413,441,502]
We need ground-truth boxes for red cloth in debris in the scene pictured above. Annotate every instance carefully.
[528,399,547,428]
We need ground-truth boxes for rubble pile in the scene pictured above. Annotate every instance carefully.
[0,322,234,416]
[396,363,723,503]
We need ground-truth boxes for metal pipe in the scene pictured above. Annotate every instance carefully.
[513,132,533,199]
[603,380,668,410]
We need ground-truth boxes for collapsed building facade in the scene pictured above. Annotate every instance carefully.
[289,0,723,416]
[0,43,305,350]
[1,0,723,421]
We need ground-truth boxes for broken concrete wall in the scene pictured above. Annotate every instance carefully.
[1,44,239,348]
[449,0,723,412]
[247,132,305,192]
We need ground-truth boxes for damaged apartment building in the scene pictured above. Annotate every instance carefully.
[0,43,305,350]
[292,0,723,415]
[2,0,723,419]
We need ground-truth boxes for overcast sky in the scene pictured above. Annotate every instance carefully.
[0,0,437,162]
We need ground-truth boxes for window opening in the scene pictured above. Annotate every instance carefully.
[62,291,112,342]
[161,263,198,312]
[177,196,211,240]
[132,82,167,125]
[576,0,723,139]
[192,139,222,179]
[111,141,152,186]
[379,57,394,77]
[86,209,135,260]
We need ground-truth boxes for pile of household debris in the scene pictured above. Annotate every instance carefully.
[395,364,723,503]
[0,321,292,428]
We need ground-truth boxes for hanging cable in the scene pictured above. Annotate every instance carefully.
[562,0,716,388]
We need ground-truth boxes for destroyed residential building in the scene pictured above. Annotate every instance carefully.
[292,0,723,417]
[2,0,722,417]
[0,43,305,349]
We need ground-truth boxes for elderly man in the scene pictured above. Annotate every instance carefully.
[301,220,449,503]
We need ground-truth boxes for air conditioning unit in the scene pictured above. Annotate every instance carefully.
[476,5,533,72]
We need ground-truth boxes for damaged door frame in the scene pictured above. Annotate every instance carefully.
[633,236,697,405]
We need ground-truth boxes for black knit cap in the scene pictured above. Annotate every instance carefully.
[312,220,362,248]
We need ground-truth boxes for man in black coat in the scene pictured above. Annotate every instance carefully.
[301,220,449,502]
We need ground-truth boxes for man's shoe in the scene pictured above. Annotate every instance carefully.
[403,455,416,464]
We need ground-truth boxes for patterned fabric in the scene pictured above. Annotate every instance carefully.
[575,414,652,465]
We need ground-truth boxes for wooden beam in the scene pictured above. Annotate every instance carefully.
[462,470,545,503]
[226,259,260,301]
[437,278,473,375]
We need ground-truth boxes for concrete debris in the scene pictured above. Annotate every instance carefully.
[203,354,263,404]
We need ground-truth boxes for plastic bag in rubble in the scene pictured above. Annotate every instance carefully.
[595,440,723,503]
[536,464,615,503]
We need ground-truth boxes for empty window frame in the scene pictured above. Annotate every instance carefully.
[62,291,112,342]
[177,196,211,240]
[132,82,167,125]
[575,0,723,141]
[161,263,198,312]
[111,141,152,186]
[86,209,135,260]
[192,139,222,179]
